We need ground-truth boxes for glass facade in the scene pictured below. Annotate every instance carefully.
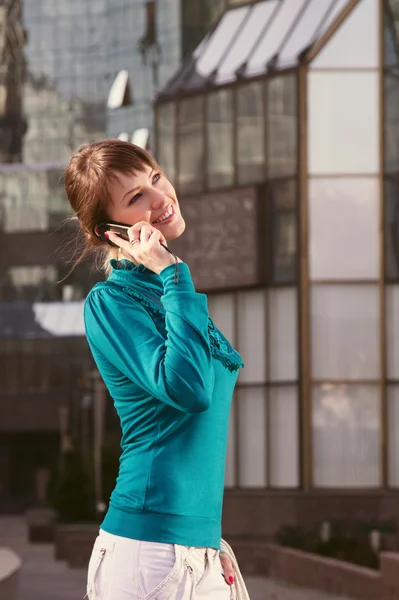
[156,0,399,491]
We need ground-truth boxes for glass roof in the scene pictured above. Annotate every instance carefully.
[160,0,353,97]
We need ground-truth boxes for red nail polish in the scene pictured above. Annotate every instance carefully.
[229,576,234,584]
[104,232,109,238]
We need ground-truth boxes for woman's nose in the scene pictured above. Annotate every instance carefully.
[149,188,166,209]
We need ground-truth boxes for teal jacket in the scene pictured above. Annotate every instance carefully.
[84,259,243,549]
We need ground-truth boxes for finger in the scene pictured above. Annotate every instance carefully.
[219,554,235,586]
[140,224,153,244]
[106,231,136,255]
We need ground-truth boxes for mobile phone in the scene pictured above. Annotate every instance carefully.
[94,222,173,254]
[94,222,131,246]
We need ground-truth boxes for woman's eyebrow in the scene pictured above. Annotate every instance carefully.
[121,170,154,202]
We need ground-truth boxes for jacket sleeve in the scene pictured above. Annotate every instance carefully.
[84,263,215,413]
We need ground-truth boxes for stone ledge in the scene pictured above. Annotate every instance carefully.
[0,548,21,600]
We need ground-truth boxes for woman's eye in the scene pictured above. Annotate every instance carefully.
[152,173,161,184]
[129,192,142,205]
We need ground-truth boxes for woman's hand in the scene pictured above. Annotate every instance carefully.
[220,553,235,587]
[106,221,182,274]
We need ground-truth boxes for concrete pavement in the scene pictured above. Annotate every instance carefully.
[0,516,352,600]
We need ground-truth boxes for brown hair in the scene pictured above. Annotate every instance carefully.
[63,139,159,275]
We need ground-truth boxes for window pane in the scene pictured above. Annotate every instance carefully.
[156,103,176,184]
[269,386,299,488]
[237,82,264,184]
[238,386,267,487]
[267,75,297,178]
[309,178,379,280]
[268,179,297,284]
[178,97,204,194]
[388,385,399,487]
[225,394,236,488]
[277,0,334,69]
[207,293,235,347]
[308,72,379,175]
[314,0,352,40]
[384,72,399,174]
[246,0,308,76]
[207,90,234,189]
[385,178,399,280]
[237,290,267,383]
[216,1,278,84]
[386,285,399,380]
[311,0,379,69]
[313,383,380,487]
[268,288,298,382]
[311,284,380,380]
[196,6,250,79]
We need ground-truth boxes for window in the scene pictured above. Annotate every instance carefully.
[156,103,176,184]
[237,82,264,184]
[207,89,234,188]
[178,97,204,194]
[268,179,297,283]
[267,75,297,177]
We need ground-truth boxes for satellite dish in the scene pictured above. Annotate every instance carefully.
[131,128,149,149]
[107,70,132,109]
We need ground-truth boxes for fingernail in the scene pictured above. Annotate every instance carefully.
[104,232,109,238]
[229,576,234,584]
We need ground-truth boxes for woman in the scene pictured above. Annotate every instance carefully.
[64,140,247,600]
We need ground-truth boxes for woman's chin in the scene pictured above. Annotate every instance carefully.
[162,218,186,241]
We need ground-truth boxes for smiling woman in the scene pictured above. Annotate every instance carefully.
[63,139,247,600]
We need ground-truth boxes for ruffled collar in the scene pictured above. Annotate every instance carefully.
[106,259,243,373]
[108,259,163,295]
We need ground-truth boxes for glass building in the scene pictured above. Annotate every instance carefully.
[155,0,399,533]
[0,0,223,509]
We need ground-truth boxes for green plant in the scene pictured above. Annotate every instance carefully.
[50,447,96,523]
[275,521,385,570]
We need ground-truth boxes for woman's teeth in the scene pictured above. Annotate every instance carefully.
[153,206,173,224]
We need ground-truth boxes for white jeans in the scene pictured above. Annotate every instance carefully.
[86,529,233,600]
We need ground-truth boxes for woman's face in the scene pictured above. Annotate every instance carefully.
[107,165,185,240]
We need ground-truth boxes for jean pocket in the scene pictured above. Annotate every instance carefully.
[139,542,184,600]
[85,536,115,600]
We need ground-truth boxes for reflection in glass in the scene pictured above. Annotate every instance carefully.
[268,287,298,382]
[268,179,297,283]
[237,82,264,184]
[313,383,380,487]
[207,90,234,189]
[384,5,399,67]
[385,178,399,280]
[384,72,399,173]
[311,0,378,69]
[156,103,176,184]
[311,284,379,379]
[238,386,267,487]
[178,97,204,194]
[308,71,379,174]
[267,75,297,177]
[309,178,379,280]
[269,386,299,488]
[386,285,399,380]
[0,266,58,302]
[237,290,267,384]
[0,166,72,232]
